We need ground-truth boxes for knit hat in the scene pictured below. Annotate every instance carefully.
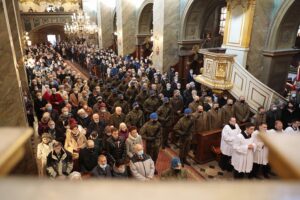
[184,108,192,115]
[163,97,169,103]
[150,112,158,120]
[171,157,181,169]
[69,118,78,129]
[132,102,139,108]
[149,90,156,96]
[96,96,103,102]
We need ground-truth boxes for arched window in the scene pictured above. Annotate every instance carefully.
[219,6,227,36]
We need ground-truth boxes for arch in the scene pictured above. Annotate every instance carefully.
[113,10,117,32]
[30,24,66,44]
[180,0,226,40]
[137,0,153,34]
[265,0,300,51]
[30,23,65,33]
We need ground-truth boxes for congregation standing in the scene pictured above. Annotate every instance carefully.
[23,41,300,180]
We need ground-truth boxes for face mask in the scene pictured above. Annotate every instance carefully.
[174,169,181,173]
[65,100,69,104]
[137,150,144,156]
[228,104,233,106]
[47,107,52,111]
[63,111,69,116]
[94,120,99,123]
[49,125,55,129]
[99,164,107,169]
[240,100,245,103]
[38,97,42,100]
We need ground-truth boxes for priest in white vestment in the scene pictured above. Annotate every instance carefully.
[219,117,241,171]
[252,123,270,178]
[231,123,256,179]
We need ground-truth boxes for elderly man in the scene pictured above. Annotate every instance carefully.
[129,144,155,181]
[87,113,104,138]
[109,106,126,129]
[161,157,188,180]
[91,155,112,178]
[46,142,73,179]
[76,109,91,129]
[79,140,100,173]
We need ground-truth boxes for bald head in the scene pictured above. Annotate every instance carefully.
[87,140,95,149]
[115,107,122,115]
[134,144,143,153]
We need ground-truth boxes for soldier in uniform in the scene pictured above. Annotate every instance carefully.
[143,90,161,121]
[221,98,234,126]
[135,86,149,110]
[252,106,267,128]
[113,94,130,114]
[233,96,250,123]
[170,90,184,124]
[192,105,208,133]
[109,107,126,129]
[125,102,145,130]
[106,89,118,112]
[174,108,194,166]
[207,102,222,130]
[157,97,173,149]
[140,112,162,167]
[188,96,202,113]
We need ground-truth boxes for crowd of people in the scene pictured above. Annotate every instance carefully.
[23,41,300,181]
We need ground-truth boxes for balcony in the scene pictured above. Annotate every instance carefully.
[20,12,73,32]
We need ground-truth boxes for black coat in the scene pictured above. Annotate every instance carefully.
[106,137,127,166]
[79,148,100,172]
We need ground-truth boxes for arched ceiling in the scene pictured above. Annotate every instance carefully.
[138,3,153,34]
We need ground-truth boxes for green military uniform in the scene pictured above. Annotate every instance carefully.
[188,100,202,113]
[125,108,145,129]
[221,104,234,125]
[157,102,173,148]
[174,115,194,164]
[161,169,188,180]
[125,86,138,105]
[143,97,161,119]
[135,90,149,110]
[140,120,162,163]
[113,99,130,114]
[207,108,222,130]
[233,101,250,123]
[109,113,126,128]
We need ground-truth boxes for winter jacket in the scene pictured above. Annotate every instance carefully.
[129,154,155,181]
[46,149,73,178]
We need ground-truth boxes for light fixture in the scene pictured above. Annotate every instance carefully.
[64,8,98,37]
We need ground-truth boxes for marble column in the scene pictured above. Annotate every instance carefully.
[116,0,137,56]
[152,0,180,73]
[0,0,27,127]
[222,0,256,67]
[97,0,114,49]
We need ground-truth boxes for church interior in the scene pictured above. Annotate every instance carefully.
[0,0,300,199]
